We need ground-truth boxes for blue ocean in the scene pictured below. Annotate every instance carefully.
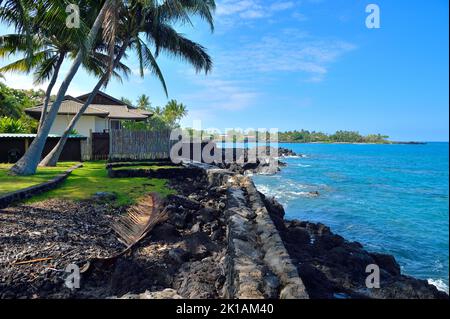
[253,142,449,292]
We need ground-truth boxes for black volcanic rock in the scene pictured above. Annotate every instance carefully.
[263,197,448,299]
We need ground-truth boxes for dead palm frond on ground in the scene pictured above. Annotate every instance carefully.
[80,193,168,274]
[112,193,168,248]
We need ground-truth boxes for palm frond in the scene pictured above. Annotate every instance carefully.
[34,0,90,53]
[33,54,60,84]
[112,194,168,248]
[145,22,212,74]
[82,49,131,84]
[0,49,54,74]
[102,0,121,76]
[0,0,35,64]
[137,37,168,96]
[0,33,46,58]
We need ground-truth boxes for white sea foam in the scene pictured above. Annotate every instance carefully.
[428,278,449,293]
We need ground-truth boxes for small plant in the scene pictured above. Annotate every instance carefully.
[0,117,28,133]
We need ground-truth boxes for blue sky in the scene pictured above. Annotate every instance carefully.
[1,0,449,141]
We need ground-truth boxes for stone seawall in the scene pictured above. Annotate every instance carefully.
[201,165,309,299]
[189,163,447,299]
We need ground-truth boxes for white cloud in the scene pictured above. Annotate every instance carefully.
[181,76,260,113]
[270,1,295,11]
[292,11,308,21]
[215,30,356,82]
[216,0,298,20]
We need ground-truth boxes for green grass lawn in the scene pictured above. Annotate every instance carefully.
[113,165,182,171]
[1,161,175,207]
[0,162,77,195]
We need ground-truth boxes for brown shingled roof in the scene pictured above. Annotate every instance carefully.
[25,95,151,120]
[91,104,148,120]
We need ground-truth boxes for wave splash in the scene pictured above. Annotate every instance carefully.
[428,279,449,293]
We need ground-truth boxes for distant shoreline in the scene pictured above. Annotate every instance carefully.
[277,141,428,145]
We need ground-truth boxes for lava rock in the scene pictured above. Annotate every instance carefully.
[151,223,181,242]
[167,195,201,211]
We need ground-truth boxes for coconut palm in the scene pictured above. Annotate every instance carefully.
[0,0,86,130]
[6,0,119,175]
[137,94,151,110]
[39,0,215,167]
[164,99,188,126]
[121,97,133,105]
[0,33,130,130]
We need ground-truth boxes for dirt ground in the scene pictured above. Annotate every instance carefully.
[0,175,228,299]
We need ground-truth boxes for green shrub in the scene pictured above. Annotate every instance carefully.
[0,117,29,133]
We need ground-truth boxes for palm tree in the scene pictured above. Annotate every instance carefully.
[0,32,129,131]
[6,0,119,175]
[39,0,215,167]
[164,99,188,126]
[137,94,151,110]
[121,97,133,105]
[1,0,94,132]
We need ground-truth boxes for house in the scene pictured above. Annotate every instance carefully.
[25,91,152,136]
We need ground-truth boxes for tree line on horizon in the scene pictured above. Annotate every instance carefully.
[278,130,390,143]
[178,129,390,144]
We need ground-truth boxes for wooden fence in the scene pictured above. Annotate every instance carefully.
[109,129,173,161]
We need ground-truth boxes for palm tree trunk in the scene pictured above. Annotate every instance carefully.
[38,53,65,132]
[9,0,112,176]
[40,41,129,167]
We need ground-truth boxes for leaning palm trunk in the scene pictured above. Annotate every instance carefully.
[38,53,65,132]
[9,0,113,176]
[40,41,129,167]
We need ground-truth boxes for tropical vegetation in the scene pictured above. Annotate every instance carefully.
[0,116,28,133]
[278,130,390,143]
[122,98,188,131]
[1,0,215,175]
[0,82,43,132]
[184,128,391,144]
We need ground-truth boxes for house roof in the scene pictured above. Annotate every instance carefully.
[25,92,152,120]
[26,99,109,117]
[93,104,148,119]
[77,91,133,107]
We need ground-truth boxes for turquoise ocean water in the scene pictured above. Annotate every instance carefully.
[252,142,449,292]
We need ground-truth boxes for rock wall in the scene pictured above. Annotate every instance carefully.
[201,165,309,299]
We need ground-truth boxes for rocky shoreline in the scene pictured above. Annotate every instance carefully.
[215,147,303,175]
[211,147,447,298]
[261,194,447,299]
[0,150,447,299]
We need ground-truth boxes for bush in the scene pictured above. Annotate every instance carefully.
[0,117,29,133]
